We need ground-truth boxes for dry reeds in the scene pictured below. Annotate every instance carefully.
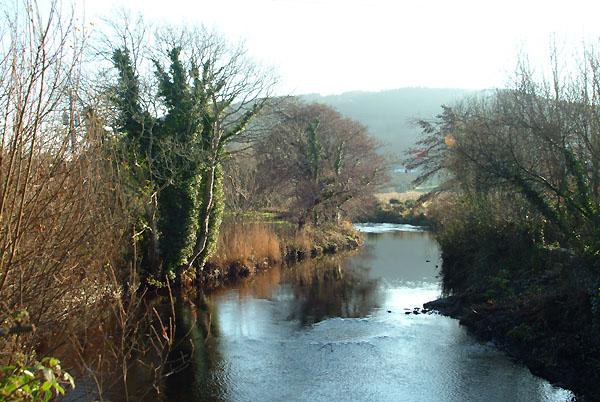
[214,221,281,266]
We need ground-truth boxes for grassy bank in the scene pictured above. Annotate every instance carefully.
[425,205,600,400]
[199,216,363,289]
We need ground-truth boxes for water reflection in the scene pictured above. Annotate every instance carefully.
[283,257,382,326]
[352,231,440,285]
[165,293,225,402]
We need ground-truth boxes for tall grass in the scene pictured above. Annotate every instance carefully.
[213,221,281,266]
[288,227,313,252]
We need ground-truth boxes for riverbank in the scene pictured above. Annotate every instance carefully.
[199,219,363,289]
[424,238,600,400]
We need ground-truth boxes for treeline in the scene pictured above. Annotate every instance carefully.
[409,50,600,397]
[0,1,385,399]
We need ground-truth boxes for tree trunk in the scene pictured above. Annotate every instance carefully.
[148,201,160,275]
[188,163,216,283]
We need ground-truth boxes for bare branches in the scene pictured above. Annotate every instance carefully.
[409,44,600,253]
[0,5,157,399]
[254,100,388,226]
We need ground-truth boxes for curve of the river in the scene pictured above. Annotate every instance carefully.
[165,224,574,402]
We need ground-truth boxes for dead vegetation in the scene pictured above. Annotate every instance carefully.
[213,221,282,267]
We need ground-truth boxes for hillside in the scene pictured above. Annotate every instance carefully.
[302,88,473,159]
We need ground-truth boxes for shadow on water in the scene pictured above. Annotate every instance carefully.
[162,255,383,401]
[164,293,226,402]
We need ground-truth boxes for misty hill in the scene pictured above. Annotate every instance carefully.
[302,88,473,159]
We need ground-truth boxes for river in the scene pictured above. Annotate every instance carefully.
[164,224,574,402]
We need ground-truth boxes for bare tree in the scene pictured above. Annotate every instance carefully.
[255,100,388,227]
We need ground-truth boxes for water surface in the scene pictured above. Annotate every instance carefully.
[166,224,573,402]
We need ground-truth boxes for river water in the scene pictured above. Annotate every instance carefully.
[165,224,574,402]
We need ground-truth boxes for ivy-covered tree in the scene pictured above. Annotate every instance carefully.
[152,47,204,275]
[112,28,272,283]
[111,48,162,277]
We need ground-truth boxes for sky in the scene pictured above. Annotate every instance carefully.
[79,0,600,96]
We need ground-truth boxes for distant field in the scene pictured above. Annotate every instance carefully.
[375,191,423,203]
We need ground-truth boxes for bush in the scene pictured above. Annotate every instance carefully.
[0,356,74,401]
[429,193,543,297]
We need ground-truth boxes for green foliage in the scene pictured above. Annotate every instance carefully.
[157,178,201,274]
[112,46,206,278]
[112,49,142,137]
[111,48,163,279]
[112,49,155,158]
[152,47,208,275]
[0,311,73,400]
[0,356,74,401]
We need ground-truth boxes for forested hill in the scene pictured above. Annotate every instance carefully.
[302,88,473,157]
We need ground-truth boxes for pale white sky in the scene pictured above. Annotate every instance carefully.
[80,0,600,95]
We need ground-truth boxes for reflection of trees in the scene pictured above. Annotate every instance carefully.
[284,257,382,326]
[236,266,282,300]
[164,293,225,402]
[391,231,422,240]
